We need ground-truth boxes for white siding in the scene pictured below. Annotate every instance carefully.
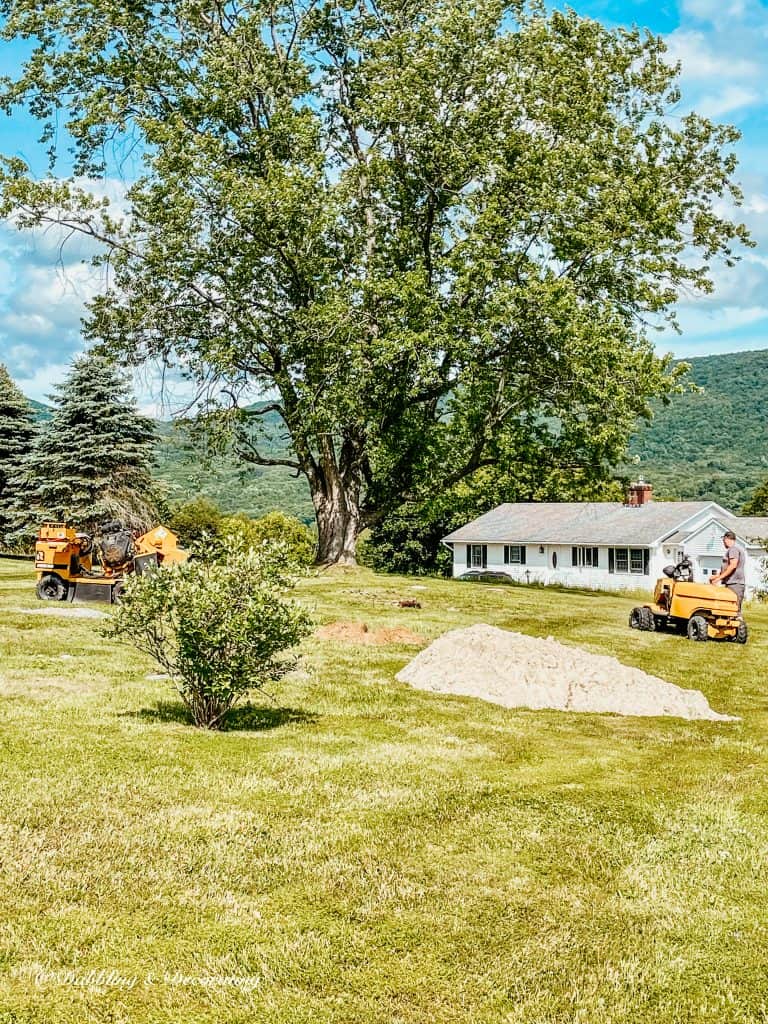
[452,543,658,592]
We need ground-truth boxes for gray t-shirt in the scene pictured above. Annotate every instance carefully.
[722,544,746,586]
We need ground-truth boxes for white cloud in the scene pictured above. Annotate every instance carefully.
[663,0,768,124]
[0,312,56,340]
[674,303,768,335]
[681,0,749,24]
[664,30,760,81]
[743,192,768,215]
[12,360,74,404]
[0,177,128,397]
[697,85,761,118]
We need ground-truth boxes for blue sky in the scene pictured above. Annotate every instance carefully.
[1,0,768,405]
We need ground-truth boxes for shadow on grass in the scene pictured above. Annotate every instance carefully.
[124,701,318,732]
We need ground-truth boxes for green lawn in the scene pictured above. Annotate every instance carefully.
[1,558,768,1023]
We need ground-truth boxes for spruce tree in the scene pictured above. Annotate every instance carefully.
[19,353,158,533]
[0,364,37,546]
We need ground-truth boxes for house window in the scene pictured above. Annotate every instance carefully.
[504,545,526,565]
[572,546,599,568]
[466,544,487,569]
[609,547,649,575]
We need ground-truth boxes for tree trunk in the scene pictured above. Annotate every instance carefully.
[312,478,362,566]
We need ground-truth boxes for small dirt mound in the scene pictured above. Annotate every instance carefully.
[316,621,425,646]
[396,624,736,721]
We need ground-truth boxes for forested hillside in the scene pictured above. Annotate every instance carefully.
[153,415,313,522]
[628,348,768,509]
[25,348,767,520]
[28,399,51,421]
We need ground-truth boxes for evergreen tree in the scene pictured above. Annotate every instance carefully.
[0,364,37,546]
[18,353,158,533]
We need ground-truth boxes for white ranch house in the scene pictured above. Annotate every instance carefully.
[442,488,768,599]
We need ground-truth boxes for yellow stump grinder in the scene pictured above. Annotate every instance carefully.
[35,521,188,604]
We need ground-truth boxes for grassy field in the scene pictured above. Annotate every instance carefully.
[1,559,768,1023]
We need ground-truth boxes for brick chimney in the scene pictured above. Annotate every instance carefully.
[625,477,653,507]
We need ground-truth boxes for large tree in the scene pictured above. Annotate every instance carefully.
[17,353,158,532]
[0,0,750,563]
[0,364,37,547]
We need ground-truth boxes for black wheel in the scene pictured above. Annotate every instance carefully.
[687,614,709,642]
[111,581,125,605]
[640,607,656,631]
[732,621,748,645]
[629,606,654,631]
[36,573,68,601]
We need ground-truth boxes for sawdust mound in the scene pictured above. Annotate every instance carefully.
[316,621,425,646]
[396,624,736,721]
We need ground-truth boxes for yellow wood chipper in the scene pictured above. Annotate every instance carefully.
[35,521,188,604]
[629,557,747,643]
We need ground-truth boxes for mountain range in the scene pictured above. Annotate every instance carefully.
[25,348,768,520]
[628,348,768,510]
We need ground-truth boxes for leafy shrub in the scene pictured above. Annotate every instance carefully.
[168,497,224,547]
[104,542,313,729]
[362,505,453,576]
[221,511,315,565]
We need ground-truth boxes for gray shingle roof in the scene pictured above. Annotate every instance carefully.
[724,517,768,542]
[442,502,725,547]
[662,530,694,545]
[664,516,768,546]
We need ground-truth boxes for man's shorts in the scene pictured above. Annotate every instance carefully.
[727,584,745,612]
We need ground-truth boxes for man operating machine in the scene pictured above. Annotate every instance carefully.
[709,530,747,613]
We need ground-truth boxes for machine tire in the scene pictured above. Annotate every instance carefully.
[36,573,68,601]
[686,614,709,642]
[629,606,655,631]
[111,581,125,605]
[733,621,749,645]
[641,607,656,631]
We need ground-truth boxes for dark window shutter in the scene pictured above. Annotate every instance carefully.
[593,547,599,568]
[608,549,615,574]
[466,545,471,568]
[482,545,487,569]
[643,549,650,575]
[520,546,526,565]
[572,546,578,567]
[503,545,509,565]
